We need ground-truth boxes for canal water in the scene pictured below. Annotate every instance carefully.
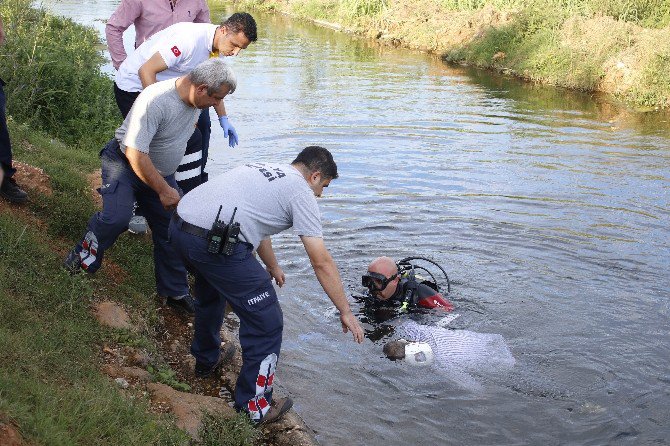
[41,1,670,444]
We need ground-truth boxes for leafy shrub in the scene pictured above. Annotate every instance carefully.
[0,0,120,150]
[147,364,191,392]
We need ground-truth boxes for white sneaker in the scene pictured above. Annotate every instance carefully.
[128,215,148,234]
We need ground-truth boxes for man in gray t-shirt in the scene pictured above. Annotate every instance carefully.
[170,146,364,424]
[64,59,236,315]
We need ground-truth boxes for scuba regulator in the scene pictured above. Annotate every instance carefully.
[396,256,451,295]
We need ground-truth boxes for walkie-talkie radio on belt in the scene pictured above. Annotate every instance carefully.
[221,207,240,256]
[207,206,240,255]
[207,205,227,254]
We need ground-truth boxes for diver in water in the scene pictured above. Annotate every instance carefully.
[361,256,454,313]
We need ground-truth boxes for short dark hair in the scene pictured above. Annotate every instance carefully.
[292,146,338,179]
[222,12,258,42]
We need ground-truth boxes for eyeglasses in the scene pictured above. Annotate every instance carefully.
[362,271,398,292]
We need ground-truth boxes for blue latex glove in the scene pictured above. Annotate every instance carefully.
[218,116,239,148]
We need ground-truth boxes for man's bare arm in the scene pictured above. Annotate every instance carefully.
[301,236,364,343]
[125,147,180,210]
[257,238,285,287]
[138,52,168,88]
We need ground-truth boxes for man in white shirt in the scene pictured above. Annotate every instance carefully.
[105,0,211,71]
[114,13,257,192]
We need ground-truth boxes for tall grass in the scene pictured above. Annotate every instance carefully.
[0,0,120,150]
[340,0,388,17]
[437,0,670,27]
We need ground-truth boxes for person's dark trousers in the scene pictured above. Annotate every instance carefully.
[114,82,141,119]
[71,139,189,297]
[169,221,283,422]
[175,127,203,193]
[114,83,146,221]
[0,79,16,178]
[197,108,211,183]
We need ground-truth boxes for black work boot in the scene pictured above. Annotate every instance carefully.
[194,343,237,378]
[63,248,83,275]
[0,177,28,203]
[163,294,196,315]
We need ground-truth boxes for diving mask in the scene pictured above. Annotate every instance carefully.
[362,271,398,293]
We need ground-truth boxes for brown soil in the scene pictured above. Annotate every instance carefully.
[0,162,50,227]
[86,169,102,208]
[12,161,52,196]
[0,414,29,446]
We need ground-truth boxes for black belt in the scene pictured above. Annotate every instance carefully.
[172,213,209,239]
[173,212,253,248]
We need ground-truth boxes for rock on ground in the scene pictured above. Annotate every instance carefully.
[93,301,133,330]
[147,383,236,438]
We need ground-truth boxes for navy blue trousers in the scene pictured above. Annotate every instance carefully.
[0,79,15,178]
[168,220,283,421]
[72,139,188,297]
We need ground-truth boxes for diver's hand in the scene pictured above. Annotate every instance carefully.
[339,310,364,344]
[267,265,285,287]
[218,116,238,148]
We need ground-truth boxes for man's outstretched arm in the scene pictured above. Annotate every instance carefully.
[301,235,364,343]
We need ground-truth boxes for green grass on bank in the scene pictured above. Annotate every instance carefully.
[0,181,188,443]
[234,0,670,28]
[0,1,258,443]
[439,0,670,28]
[2,101,259,446]
[232,0,670,108]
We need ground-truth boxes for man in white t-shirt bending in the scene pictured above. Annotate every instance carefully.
[169,146,364,424]
[115,13,257,192]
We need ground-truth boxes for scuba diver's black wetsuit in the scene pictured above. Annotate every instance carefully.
[364,273,454,313]
[357,257,454,338]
